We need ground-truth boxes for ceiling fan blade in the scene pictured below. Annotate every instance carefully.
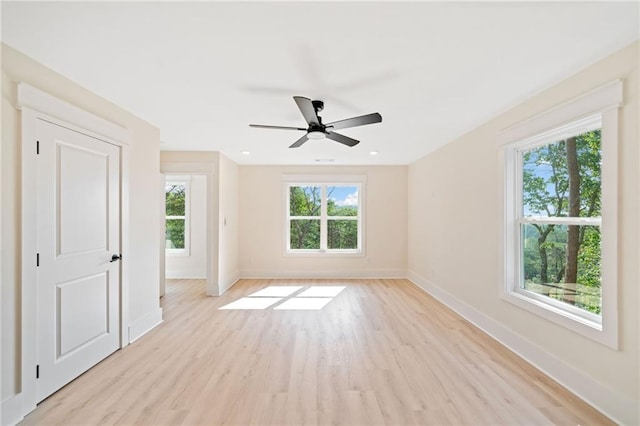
[289,134,309,148]
[325,113,382,130]
[293,96,320,126]
[326,131,359,147]
[249,124,306,131]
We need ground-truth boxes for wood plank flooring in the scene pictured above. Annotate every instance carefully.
[22,278,612,425]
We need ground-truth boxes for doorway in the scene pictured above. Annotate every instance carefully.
[162,174,208,295]
[19,83,131,414]
[159,160,217,296]
[35,119,122,402]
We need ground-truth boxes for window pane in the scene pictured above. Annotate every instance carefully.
[166,184,186,216]
[522,129,601,218]
[328,219,358,250]
[290,219,320,249]
[290,186,321,216]
[166,219,185,249]
[521,223,601,314]
[327,186,359,216]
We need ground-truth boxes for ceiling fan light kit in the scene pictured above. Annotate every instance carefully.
[307,131,325,140]
[249,96,382,148]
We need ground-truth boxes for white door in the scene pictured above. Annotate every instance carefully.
[36,119,121,402]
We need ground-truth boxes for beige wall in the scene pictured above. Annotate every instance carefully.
[1,44,161,402]
[239,165,407,277]
[407,41,639,423]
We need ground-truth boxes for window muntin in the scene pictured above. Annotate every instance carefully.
[165,181,189,254]
[516,127,603,317]
[287,183,362,253]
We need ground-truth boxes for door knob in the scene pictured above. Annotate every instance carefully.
[110,254,122,262]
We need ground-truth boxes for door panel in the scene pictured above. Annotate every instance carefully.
[36,119,121,402]
[57,272,110,357]
[58,143,109,255]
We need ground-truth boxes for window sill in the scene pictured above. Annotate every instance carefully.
[166,249,190,257]
[284,249,365,258]
[500,289,617,349]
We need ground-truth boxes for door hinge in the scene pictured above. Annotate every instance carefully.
[36,365,40,379]
[36,140,40,155]
[37,253,40,267]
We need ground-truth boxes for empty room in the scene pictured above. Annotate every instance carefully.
[1,2,639,425]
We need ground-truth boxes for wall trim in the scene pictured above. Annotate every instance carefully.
[17,83,130,145]
[1,394,23,426]
[128,308,163,343]
[219,273,241,296]
[239,269,406,279]
[406,270,636,425]
[161,162,216,175]
[498,79,622,147]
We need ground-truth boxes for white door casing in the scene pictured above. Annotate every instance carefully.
[35,119,121,401]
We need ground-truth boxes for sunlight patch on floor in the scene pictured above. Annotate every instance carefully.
[219,297,282,310]
[249,286,303,297]
[274,297,333,310]
[219,285,346,310]
[297,286,346,297]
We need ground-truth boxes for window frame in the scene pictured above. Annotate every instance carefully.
[498,80,621,349]
[165,177,191,256]
[283,175,365,257]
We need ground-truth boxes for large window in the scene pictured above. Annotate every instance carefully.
[518,122,602,316]
[285,177,364,254]
[500,81,620,348]
[165,179,190,254]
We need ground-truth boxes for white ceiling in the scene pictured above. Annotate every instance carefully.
[2,2,638,165]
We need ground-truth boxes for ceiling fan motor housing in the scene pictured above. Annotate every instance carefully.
[310,101,325,132]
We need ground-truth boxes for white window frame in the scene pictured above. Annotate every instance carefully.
[283,174,365,256]
[498,80,621,349]
[165,177,190,256]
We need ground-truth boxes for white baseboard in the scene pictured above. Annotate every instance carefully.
[239,268,406,279]
[1,394,23,426]
[218,272,241,296]
[406,270,637,425]
[128,308,163,343]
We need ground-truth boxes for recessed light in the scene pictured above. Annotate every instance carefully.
[241,150,251,155]
[369,151,379,156]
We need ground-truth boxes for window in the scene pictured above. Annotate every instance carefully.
[165,179,190,254]
[518,120,602,316]
[285,176,364,254]
[499,81,621,348]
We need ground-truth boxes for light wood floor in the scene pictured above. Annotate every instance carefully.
[22,278,612,425]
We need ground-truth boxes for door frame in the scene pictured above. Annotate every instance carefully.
[18,84,131,415]
[160,162,219,296]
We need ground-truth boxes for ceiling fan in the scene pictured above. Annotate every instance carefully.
[249,96,382,148]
